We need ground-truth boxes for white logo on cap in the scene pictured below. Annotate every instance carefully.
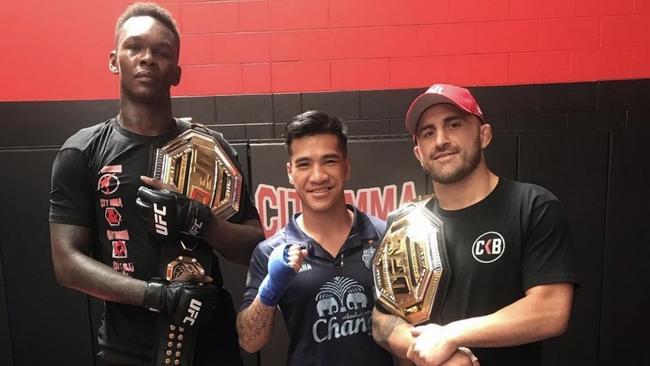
[431,85,444,95]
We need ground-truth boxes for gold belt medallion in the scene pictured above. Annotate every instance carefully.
[165,256,206,282]
[373,202,448,325]
[153,126,242,219]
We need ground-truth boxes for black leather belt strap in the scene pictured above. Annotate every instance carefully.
[152,242,214,366]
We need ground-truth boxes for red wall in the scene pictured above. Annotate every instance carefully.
[2,0,650,101]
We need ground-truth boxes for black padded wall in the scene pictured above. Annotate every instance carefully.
[484,133,518,180]
[600,131,650,366]
[519,132,610,366]
[0,149,95,366]
[248,142,290,366]
[0,236,13,366]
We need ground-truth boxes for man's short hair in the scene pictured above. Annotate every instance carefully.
[284,110,348,157]
[114,2,180,48]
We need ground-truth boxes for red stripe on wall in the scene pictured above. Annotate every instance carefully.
[2,0,650,101]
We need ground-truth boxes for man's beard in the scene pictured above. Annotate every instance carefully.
[426,136,482,185]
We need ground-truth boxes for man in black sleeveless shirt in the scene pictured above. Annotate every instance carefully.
[372,84,578,366]
[49,4,264,365]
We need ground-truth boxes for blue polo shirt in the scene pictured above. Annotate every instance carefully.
[241,205,392,366]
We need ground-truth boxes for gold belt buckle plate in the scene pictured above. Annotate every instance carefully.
[373,204,447,325]
[165,256,206,282]
[153,127,242,219]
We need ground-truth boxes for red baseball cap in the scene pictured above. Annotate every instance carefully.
[405,84,485,135]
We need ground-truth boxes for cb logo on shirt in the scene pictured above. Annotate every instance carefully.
[472,231,505,263]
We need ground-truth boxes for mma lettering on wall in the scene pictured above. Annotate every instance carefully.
[255,181,417,237]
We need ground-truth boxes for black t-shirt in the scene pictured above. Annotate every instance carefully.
[241,206,393,366]
[49,118,259,365]
[427,177,578,366]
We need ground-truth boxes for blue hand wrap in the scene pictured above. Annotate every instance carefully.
[258,243,297,306]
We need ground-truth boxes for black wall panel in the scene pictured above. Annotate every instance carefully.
[172,96,216,124]
[473,85,539,115]
[272,94,302,123]
[360,89,422,120]
[484,133,518,180]
[539,83,596,113]
[88,297,103,366]
[598,79,650,111]
[220,143,258,366]
[518,132,609,366]
[0,237,13,366]
[216,95,273,125]
[249,142,290,366]
[0,149,95,366]
[0,100,118,147]
[346,119,391,136]
[347,138,428,194]
[302,91,360,121]
[600,131,650,366]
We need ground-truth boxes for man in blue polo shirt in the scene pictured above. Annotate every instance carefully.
[236,111,393,365]
[236,111,474,366]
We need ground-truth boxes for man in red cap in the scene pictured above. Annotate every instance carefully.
[371,84,578,366]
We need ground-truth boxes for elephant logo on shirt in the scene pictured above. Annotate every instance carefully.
[314,276,367,316]
[345,292,367,310]
[316,297,339,316]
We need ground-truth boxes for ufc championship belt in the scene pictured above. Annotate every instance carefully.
[152,123,243,366]
[373,198,450,325]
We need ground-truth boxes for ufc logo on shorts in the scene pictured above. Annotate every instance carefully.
[183,298,202,326]
[153,203,168,236]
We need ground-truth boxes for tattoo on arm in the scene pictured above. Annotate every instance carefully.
[373,311,407,349]
[238,300,274,343]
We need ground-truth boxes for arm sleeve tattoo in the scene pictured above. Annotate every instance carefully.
[373,310,408,347]
[238,301,275,343]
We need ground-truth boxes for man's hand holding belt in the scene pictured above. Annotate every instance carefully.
[135,177,220,327]
[135,178,213,248]
[258,243,308,307]
[143,279,219,327]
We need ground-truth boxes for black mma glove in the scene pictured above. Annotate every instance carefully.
[143,279,219,327]
[136,187,213,242]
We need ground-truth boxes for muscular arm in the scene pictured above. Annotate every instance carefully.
[408,283,573,366]
[444,283,574,347]
[50,222,146,305]
[237,244,307,353]
[236,297,276,353]
[373,308,478,366]
[204,218,263,266]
